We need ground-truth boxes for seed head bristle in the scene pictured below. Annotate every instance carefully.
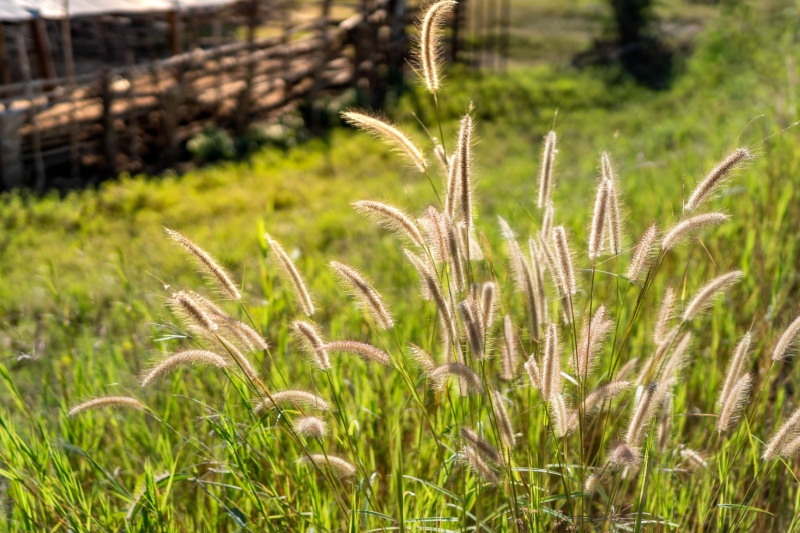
[661,213,729,251]
[462,445,499,484]
[541,204,555,240]
[500,315,518,381]
[601,153,623,255]
[717,333,752,410]
[523,357,540,394]
[682,271,744,321]
[165,228,241,300]
[456,114,474,228]
[460,427,503,465]
[330,261,394,329]
[404,249,457,342]
[492,391,515,447]
[298,454,357,477]
[170,290,218,332]
[575,305,613,379]
[341,111,426,172]
[588,179,610,261]
[541,323,561,399]
[656,395,672,452]
[141,350,229,387]
[68,396,147,417]
[428,362,484,393]
[256,390,330,413]
[583,380,632,414]
[294,416,328,439]
[550,393,571,438]
[190,291,268,351]
[434,140,449,173]
[552,226,577,296]
[480,282,497,332]
[608,442,641,469]
[353,200,426,248]
[684,148,750,213]
[584,473,601,495]
[264,233,315,316]
[716,373,752,433]
[446,221,466,291]
[408,343,438,374]
[293,321,330,370]
[771,314,800,362]
[763,407,800,460]
[499,217,540,335]
[528,237,549,324]
[653,286,675,345]
[538,131,557,209]
[417,0,457,93]
[459,298,484,358]
[625,382,659,448]
[627,222,658,281]
[217,336,262,387]
[617,357,639,381]
[680,448,708,469]
[325,340,391,365]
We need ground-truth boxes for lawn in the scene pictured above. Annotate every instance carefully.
[1,1,800,531]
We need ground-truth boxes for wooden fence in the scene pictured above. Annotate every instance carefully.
[0,0,408,190]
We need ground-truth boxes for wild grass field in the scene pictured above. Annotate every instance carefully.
[2,1,800,531]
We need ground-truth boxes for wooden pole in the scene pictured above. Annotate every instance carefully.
[100,68,118,177]
[16,30,46,190]
[162,84,182,166]
[167,10,182,56]
[0,109,25,189]
[29,18,57,80]
[60,0,80,178]
[0,24,11,85]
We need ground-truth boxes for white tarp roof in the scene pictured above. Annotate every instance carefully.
[0,0,238,21]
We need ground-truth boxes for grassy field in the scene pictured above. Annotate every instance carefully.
[2,1,800,531]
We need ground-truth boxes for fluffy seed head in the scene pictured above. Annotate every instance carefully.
[716,373,752,433]
[541,323,561,399]
[763,407,800,460]
[541,204,555,240]
[325,340,391,365]
[538,131,557,209]
[552,226,577,296]
[330,261,394,329]
[459,298,484,358]
[446,221,466,291]
[682,271,744,321]
[524,354,541,391]
[661,213,729,251]
[165,228,241,300]
[550,393,571,438]
[264,233,315,316]
[428,363,484,393]
[417,1,457,93]
[141,350,229,387]
[684,148,750,213]
[462,446,499,484]
[298,454,357,477]
[628,222,658,281]
[353,200,426,248]
[256,390,330,413]
[717,333,752,410]
[341,111,426,172]
[456,114,474,228]
[293,321,330,370]
[654,286,675,345]
[771,314,800,362]
[602,155,623,255]
[680,448,708,469]
[584,473,601,495]
[480,282,497,332]
[190,291,267,351]
[408,343,438,374]
[608,442,641,469]
[294,416,328,439]
[499,217,540,335]
[460,427,503,465]
[625,382,659,447]
[492,391,515,447]
[171,290,218,332]
[588,179,610,260]
[500,315,518,381]
[68,396,147,417]
[656,395,672,452]
[575,305,613,379]
[404,249,457,342]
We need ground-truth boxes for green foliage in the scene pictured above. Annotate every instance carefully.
[1,4,800,531]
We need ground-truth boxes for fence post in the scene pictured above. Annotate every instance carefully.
[100,68,118,177]
[162,83,182,166]
[0,109,25,189]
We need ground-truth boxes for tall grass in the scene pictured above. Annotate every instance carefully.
[2,3,800,531]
